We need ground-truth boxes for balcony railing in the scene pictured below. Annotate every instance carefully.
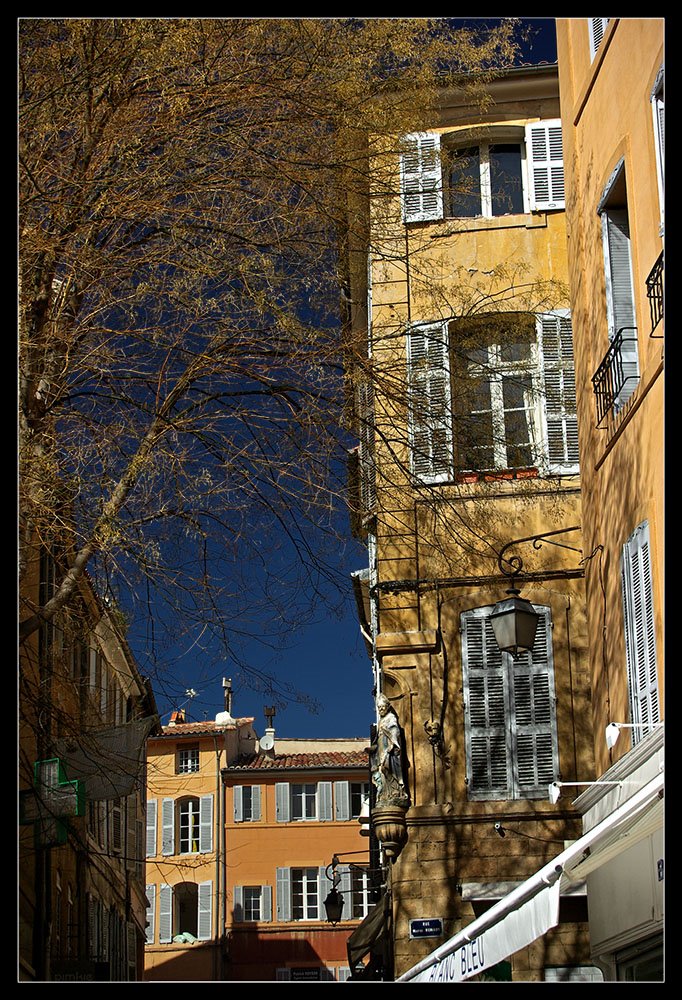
[646,251,664,336]
[592,328,639,426]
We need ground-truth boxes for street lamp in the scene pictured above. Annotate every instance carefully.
[490,526,582,657]
[605,721,664,749]
[323,856,345,925]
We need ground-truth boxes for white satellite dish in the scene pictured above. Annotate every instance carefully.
[259,733,274,751]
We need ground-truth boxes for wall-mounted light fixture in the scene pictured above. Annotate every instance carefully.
[605,722,664,749]
[491,526,582,657]
[548,780,622,804]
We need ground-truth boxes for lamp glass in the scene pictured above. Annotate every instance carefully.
[324,888,344,925]
[548,781,561,804]
[605,723,621,749]
[490,591,540,656]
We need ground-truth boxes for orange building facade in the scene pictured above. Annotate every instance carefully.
[223,733,373,982]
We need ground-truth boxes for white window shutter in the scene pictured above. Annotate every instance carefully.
[233,786,243,823]
[525,120,565,211]
[462,609,509,798]
[161,798,174,856]
[400,132,443,223]
[252,785,262,821]
[334,780,351,821]
[621,522,660,740]
[262,884,272,922]
[407,322,454,483]
[276,867,291,921]
[589,18,610,60]
[318,781,333,821]
[539,313,579,473]
[602,209,639,409]
[199,794,213,852]
[158,884,173,943]
[511,609,559,795]
[146,799,157,857]
[145,885,156,944]
[275,782,290,823]
[233,886,244,922]
[197,881,213,941]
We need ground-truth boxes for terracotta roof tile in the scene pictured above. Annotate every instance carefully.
[153,717,254,738]
[227,749,370,771]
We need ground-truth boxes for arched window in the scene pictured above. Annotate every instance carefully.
[175,882,198,938]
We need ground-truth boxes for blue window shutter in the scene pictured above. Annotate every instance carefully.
[145,885,156,944]
[146,798,157,857]
[158,884,172,943]
[262,885,272,922]
[525,120,565,211]
[197,881,213,941]
[233,786,243,823]
[334,781,350,821]
[233,886,244,922]
[252,785,262,821]
[275,783,290,823]
[161,798,174,855]
[199,794,213,852]
[400,132,443,223]
[318,781,333,821]
[276,867,291,921]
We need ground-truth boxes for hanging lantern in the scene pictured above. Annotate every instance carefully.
[490,586,540,657]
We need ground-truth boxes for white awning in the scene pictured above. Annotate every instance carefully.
[397,771,664,983]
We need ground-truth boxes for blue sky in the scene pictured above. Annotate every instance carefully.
[136,17,558,741]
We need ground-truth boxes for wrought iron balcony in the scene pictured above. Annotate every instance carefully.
[592,328,639,427]
[646,251,664,335]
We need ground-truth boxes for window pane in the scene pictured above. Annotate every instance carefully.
[490,144,524,215]
[244,887,261,921]
[449,147,481,217]
[502,375,534,468]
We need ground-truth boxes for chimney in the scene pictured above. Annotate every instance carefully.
[216,677,236,726]
[168,709,186,726]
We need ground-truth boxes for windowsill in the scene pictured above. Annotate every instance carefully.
[427,212,547,236]
[456,468,539,484]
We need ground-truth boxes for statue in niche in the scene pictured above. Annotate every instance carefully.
[371,694,409,809]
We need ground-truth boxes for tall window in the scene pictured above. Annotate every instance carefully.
[621,522,660,741]
[350,782,370,819]
[350,868,371,919]
[291,783,317,821]
[651,69,664,229]
[407,313,579,483]
[156,881,213,943]
[233,884,273,922]
[448,142,525,218]
[291,868,320,921]
[178,798,200,854]
[461,605,559,800]
[233,784,262,822]
[598,161,639,412]
[275,781,333,822]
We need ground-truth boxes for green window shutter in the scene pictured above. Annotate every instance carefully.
[145,885,155,944]
[161,798,174,855]
[334,780,350,821]
[276,867,291,921]
[539,313,579,473]
[275,782,290,823]
[407,323,453,483]
[525,120,565,211]
[199,794,213,852]
[158,884,173,943]
[233,786,243,823]
[621,521,660,740]
[400,132,443,223]
[197,881,213,941]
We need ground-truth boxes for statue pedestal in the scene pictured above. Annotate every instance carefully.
[372,804,408,860]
